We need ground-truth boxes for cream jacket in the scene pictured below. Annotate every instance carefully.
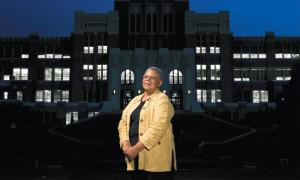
[118,88,177,172]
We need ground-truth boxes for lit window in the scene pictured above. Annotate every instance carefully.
[276,77,291,81]
[83,64,94,80]
[210,47,220,54]
[284,54,292,59]
[13,68,28,80]
[3,92,8,99]
[196,89,207,102]
[45,68,69,81]
[54,54,62,59]
[250,54,258,59]
[121,69,135,84]
[73,112,79,121]
[36,90,51,103]
[66,112,78,125]
[66,112,71,125]
[291,54,300,59]
[252,90,268,103]
[54,68,62,81]
[97,64,107,80]
[83,64,93,70]
[196,47,200,54]
[211,89,222,103]
[196,64,206,80]
[170,91,182,110]
[63,68,70,81]
[252,90,260,103]
[44,90,51,102]
[3,75,10,80]
[275,53,283,59]
[261,91,268,102]
[21,54,29,59]
[54,90,69,103]
[233,54,241,59]
[88,112,99,118]
[259,54,266,59]
[276,53,295,59]
[62,91,69,102]
[44,68,52,81]
[38,55,46,59]
[169,69,183,84]
[73,112,78,121]
[63,55,71,59]
[196,47,206,54]
[36,91,44,102]
[83,77,93,80]
[103,46,108,54]
[84,47,88,54]
[98,45,108,54]
[242,54,250,59]
[210,65,221,80]
[234,68,250,82]
[210,47,214,54]
[46,54,54,59]
[275,68,291,81]
[17,91,23,101]
[84,46,94,54]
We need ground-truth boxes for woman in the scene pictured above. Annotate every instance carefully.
[118,66,177,180]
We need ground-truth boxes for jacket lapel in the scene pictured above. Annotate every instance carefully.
[132,89,161,109]
[126,89,161,131]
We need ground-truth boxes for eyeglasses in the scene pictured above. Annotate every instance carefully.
[142,75,159,82]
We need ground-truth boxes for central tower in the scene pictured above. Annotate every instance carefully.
[114,0,189,50]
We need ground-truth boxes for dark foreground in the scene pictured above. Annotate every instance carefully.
[1,164,298,180]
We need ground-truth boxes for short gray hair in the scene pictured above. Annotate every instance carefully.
[145,66,163,80]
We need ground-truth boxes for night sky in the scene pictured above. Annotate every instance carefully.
[0,0,299,37]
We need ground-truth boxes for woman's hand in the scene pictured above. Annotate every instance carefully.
[121,140,131,154]
[125,146,139,161]
[121,140,138,161]
[124,141,145,160]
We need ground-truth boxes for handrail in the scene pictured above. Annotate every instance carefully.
[47,129,104,146]
[194,112,252,129]
[199,129,257,148]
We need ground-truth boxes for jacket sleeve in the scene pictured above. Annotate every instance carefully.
[117,97,136,149]
[139,95,174,151]
[118,109,128,149]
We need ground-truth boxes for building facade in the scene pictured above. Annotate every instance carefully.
[0,0,299,125]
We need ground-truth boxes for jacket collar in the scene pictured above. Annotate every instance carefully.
[134,89,161,103]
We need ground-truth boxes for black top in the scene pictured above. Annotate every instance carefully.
[129,97,146,146]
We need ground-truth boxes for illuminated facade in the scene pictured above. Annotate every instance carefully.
[0,0,299,124]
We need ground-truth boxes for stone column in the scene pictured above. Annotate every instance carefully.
[183,48,195,111]
[109,48,121,112]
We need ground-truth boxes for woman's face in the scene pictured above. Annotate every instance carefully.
[142,70,163,92]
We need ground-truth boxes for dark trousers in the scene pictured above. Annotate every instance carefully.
[127,152,175,180]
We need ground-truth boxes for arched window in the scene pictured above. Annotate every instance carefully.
[147,14,151,33]
[153,14,157,33]
[168,14,173,33]
[121,90,133,109]
[136,14,141,33]
[130,14,135,33]
[163,14,168,33]
[169,69,183,84]
[121,69,135,84]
